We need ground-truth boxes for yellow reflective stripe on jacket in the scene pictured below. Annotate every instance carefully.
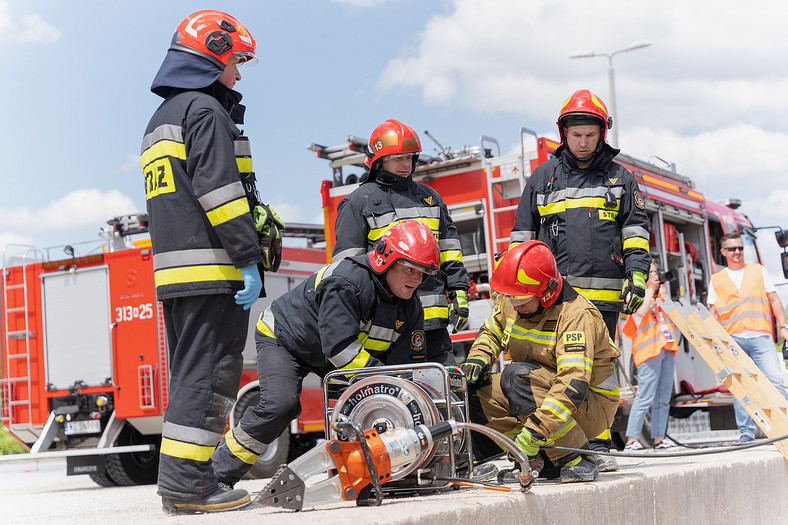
[357,332,392,352]
[225,428,259,465]
[205,197,251,227]
[509,325,557,345]
[160,437,214,462]
[538,196,618,216]
[573,287,622,303]
[236,157,253,173]
[140,140,186,168]
[424,305,448,321]
[368,218,440,242]
[441,250,463,264]
[339,349,372,370]
[556,354,593,373]
[154,264,242,287]
[623,237,650,251]
[590,385,620,396]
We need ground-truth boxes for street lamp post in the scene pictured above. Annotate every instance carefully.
[569,41,651,148]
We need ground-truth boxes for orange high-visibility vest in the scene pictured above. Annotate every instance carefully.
[711,264,772,335]
[623,299,678,367]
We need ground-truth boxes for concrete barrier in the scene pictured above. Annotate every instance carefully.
[2,443,787,524]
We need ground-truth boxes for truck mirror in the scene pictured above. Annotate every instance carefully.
[782,252,788,280]
[775,229,788,249]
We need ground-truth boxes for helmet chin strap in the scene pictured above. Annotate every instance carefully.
[567,140,603,164]
[517,303,544,319]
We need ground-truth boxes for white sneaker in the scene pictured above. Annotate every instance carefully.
[624,441,645,451]
[654,438,678,450]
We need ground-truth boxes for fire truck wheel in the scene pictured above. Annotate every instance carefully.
[103,424,160,486]
[232,388,290,479]
[89,471,119,487]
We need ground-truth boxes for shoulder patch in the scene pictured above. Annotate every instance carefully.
[424,196,434,206]
[563,331,586,345]
[608,177,619,185]
[411,330,425,352]
[395,319,404,331]
[633,190,645,209]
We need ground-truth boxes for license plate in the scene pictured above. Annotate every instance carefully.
[64,419,101,435]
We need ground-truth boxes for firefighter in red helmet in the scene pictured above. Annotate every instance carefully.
[508,89,650,469]
[142,10,282,514]
[212,220,441,488]
[333,119,471,367]
[460,241,621,483]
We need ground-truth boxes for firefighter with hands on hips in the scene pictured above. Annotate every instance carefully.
[211,220,440,488]
[141,11,283,514]
[708,233,788,444]
[508,89,651,469]
[460,241,621,483]
[332,119,470,366]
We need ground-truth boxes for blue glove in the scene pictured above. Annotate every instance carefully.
[514,427,543,458]
[234,264,263,310]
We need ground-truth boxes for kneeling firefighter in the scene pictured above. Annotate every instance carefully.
[460,241,621,483]
[211,220,441,487]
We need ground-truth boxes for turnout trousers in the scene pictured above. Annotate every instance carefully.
[476,363,618,465]
[212,335,327,485]
[157,294,248,499]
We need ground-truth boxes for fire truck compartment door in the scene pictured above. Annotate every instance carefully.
[41,266,113,390]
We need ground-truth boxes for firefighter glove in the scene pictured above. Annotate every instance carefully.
[459,356,489,385]
[620,270,647,314]
[234,264,263,310]
[514,427,543,458]
[449,290,470,333]
[253,204,285,272]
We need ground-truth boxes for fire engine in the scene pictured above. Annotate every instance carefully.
[0,214,325,485]
[310,128,788,447]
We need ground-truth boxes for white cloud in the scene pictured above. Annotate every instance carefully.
[18,14,61,44]
[0,189,138,239]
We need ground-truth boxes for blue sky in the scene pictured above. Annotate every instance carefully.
[2,0,788,292]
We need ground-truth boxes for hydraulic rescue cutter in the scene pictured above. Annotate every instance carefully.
[254,363,533,511]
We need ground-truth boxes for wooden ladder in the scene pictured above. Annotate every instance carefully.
[658,296,788,460]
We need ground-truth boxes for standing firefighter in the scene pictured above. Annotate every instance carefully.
[460,241,620,483]
[508,89,651,466]
[141,11,279,514]
[332,119,470,366]
[211,221,439,485]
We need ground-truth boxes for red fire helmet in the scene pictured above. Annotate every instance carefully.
[368,220,439,275]
[557,89,612,144]
[365,119,422,169]
[490,241,563,307]
[170,10,257,68]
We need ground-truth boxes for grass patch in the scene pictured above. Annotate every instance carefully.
[0,427,28,455]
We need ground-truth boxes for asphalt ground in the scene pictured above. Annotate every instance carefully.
[2,439,787,525]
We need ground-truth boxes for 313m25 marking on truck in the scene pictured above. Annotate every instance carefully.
[115,303,154,323]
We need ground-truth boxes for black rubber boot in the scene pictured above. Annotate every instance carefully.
[559,455,599,483]
[588,437,618,472]
[161,485,251,515]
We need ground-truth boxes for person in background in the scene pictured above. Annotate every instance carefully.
[708,233,788,444]
[622,260,679,451]
[332,119,470,366]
